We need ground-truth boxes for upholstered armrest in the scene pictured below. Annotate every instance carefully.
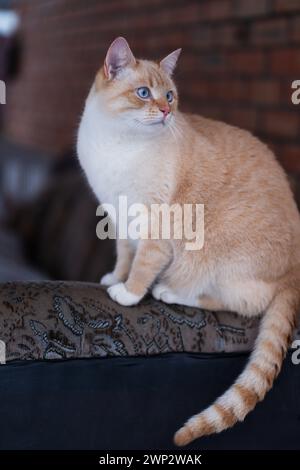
[0,281,261,362]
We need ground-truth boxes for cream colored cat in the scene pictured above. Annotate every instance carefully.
[77,37,300,446]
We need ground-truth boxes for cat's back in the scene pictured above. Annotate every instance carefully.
[186,113,233,143]
[184,112,290,186]
[180,112,300,242]
[185,112,268,155]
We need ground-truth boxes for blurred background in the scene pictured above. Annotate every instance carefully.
[0,0,299,283]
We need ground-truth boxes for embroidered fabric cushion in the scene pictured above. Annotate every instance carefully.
[0,281,263,361]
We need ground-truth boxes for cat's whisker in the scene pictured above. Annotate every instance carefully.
[171,118,184,139]
[168,122,178,143]
[168,119,182,144]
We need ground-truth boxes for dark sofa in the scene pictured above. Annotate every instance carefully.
[0,146,299,450]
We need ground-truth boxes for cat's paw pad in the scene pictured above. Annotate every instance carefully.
[100,272,119,287]
[152,284,176,303]
[107,283,142,306]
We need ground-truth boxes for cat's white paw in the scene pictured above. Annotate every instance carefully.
[152,283,168,300]
[107,283,142,306]
[100,272,119,287]
[152,284,177,303]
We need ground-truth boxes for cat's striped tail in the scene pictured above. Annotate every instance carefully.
[174,279,300,446]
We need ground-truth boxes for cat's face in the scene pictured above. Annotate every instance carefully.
[95,37,181,134]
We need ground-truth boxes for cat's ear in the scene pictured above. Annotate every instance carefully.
[160,49,181,76]
[104,37,136,80]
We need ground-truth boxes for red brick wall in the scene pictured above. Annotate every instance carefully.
[4,0,300,174]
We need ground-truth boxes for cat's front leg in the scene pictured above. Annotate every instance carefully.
[100,239,135,286]
[107,240,172,306]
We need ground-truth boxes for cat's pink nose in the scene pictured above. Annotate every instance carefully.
[159,106,170,118]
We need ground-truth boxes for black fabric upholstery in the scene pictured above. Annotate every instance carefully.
[0,352,299,450]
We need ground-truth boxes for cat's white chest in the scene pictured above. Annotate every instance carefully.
[77,93,152,208]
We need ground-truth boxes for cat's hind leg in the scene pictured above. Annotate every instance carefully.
[152,283,191,305]
[152,283,226,310]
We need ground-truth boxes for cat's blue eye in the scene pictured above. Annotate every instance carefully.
[136,87,151,99]
[166,90,174,103]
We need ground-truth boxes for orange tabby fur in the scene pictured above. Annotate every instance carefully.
[77,37,300,446]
